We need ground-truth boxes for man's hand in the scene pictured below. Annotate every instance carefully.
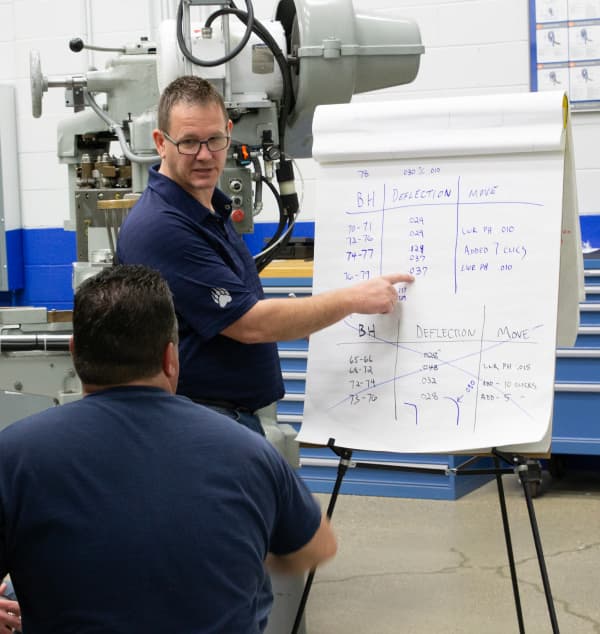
[346,273,414,315]
[0,583,21,632]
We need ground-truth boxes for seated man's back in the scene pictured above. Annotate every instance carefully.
[0,387,321,633]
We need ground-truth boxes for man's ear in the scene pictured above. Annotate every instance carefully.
[163,342,179,379]
[69,336,74,355]
[162,342,179,394]
[153,128,166,157]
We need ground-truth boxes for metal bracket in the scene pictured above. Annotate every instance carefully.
[298,41,425,58]
[64,75,87,113]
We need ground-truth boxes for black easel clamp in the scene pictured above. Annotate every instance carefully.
[491,450,544,498]
[326,437,354,473]
[492,448,526,468]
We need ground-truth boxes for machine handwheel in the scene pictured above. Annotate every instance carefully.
[30,49,47,118]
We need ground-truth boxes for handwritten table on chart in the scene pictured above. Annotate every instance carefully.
[299,152,566,454]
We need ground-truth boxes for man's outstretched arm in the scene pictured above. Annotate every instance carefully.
[222,273,414,344]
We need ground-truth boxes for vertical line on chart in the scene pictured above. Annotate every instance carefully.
[379,183,386,276]
[393,318,400,421]
[453,176,461,294]
[473,304,486,432]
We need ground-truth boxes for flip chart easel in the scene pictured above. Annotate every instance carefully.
[293,91,583,633]
[299,91,581,455]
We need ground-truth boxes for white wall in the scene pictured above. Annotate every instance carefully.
[1,0,599,232]
[1,0,153,229]
[351,0,600,219]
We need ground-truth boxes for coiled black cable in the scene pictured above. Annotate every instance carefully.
[176,0,255,67]
[204,6,295,151]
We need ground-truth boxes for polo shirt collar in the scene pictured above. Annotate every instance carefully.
[147,164,232,222]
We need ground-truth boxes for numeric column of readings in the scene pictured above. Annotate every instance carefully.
[344,219,377,282]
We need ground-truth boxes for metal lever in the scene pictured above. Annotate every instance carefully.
[69,37,126,54]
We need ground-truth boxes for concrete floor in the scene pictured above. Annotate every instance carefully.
[304,469,600,634]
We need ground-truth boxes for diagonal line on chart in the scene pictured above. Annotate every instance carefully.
[327,317,544,421]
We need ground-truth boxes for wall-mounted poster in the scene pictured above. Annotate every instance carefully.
[531,0,600,108]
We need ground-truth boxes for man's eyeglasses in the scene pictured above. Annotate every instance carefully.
[161,131,231,155]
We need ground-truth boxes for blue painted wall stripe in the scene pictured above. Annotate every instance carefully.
[5,228,24,291]
[3,228,76,309]
[2,216,600,308]
[22,228,76,265]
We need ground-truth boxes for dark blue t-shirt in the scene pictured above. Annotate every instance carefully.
[117,167,284,411]
[0,387,321,633]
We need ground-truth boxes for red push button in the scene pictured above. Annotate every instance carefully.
[231,208,245,223]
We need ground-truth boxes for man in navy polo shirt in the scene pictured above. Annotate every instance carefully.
[117,75,413,434]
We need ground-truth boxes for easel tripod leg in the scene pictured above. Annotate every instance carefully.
[517,466,560,633]
[494,456,526,634]
[290,444,353,634]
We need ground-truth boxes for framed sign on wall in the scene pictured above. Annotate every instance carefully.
[530,0,600,109]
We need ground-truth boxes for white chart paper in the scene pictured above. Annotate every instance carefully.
[299,91,581,454]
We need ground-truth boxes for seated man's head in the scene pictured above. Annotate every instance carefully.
[71,265,179,391]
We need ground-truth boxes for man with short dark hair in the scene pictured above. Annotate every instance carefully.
[117,75,413,435]
[0,265,336,633]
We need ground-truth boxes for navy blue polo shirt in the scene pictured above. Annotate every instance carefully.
[0,386,321,632]
[117,166,284,411]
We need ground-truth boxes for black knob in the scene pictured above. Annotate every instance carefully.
[69,38,85,52]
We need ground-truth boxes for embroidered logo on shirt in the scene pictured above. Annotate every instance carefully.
[211,287,233,308]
